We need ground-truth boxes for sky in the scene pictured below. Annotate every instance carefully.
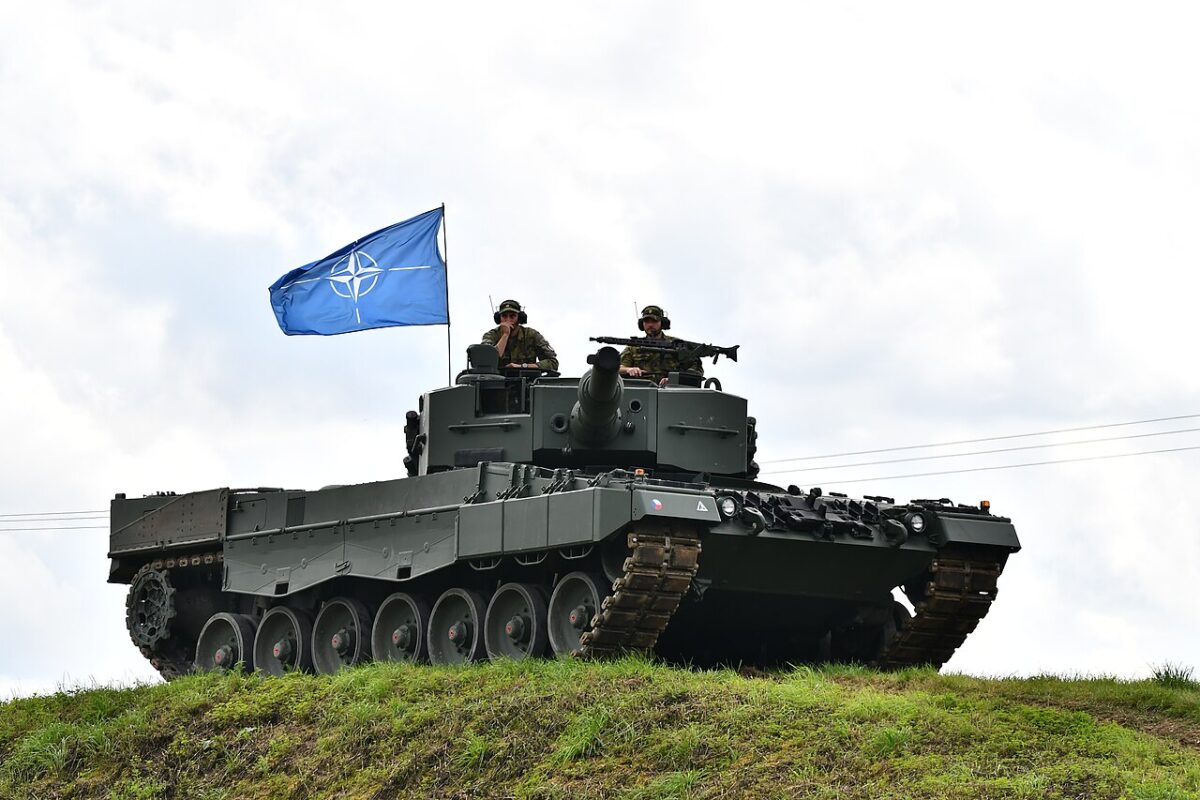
[1,1,1198,696]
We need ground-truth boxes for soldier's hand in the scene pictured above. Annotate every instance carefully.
[506,362,534,369]
[658,377,669,387]
[626,367,643,377]
[499,320,515,335]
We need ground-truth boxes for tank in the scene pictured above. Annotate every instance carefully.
[110,341,1021,678]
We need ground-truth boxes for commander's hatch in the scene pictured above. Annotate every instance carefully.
[457,343,531,414]
[419,344,534,473]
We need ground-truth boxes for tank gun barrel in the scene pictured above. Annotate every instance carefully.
[570,346,623,446]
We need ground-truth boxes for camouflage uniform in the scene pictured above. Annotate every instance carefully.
[481,325,559,371]
[619,334,703,384]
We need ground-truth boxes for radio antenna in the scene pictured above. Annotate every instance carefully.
[489,295,496,313]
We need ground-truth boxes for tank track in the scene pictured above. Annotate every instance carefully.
[137,643,193,681]
[876,544,1008,670]
[580,522,702,657]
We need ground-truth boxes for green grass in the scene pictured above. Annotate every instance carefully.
[1154,663,1200,691]
[1,658,1198,799]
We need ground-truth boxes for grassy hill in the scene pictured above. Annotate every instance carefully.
[2,658,1198,799]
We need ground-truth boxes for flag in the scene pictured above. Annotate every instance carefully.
[269,207,448,335]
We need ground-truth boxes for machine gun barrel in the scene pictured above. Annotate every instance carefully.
[570,346,624,447]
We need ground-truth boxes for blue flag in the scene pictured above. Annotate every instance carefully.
[269,207,448,335]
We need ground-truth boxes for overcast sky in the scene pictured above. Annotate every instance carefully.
[2,2,1198,696]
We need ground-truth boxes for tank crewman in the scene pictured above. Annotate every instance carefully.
[618,305,703,387]
[481,299,559,371]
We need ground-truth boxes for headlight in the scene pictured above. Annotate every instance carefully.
[718,496,739,518]
[905,512,926,534]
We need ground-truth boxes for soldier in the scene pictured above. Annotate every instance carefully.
[481,299,559,372]
[618,305,703,386]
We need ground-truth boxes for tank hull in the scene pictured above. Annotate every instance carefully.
[110,464,1018,676]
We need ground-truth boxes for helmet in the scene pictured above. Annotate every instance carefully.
[494,299,528,325]
[637,304,671,331]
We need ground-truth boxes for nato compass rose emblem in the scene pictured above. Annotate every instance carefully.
[279,247,434,326]
[328,250,383,324]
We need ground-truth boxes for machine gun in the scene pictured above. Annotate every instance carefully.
[588,336,740,364]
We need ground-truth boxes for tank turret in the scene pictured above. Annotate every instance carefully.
[413,344,752,476]
[569,346,623,447]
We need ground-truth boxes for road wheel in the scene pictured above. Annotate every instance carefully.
[371,592,432,663]
[427,588,488,664]
[253,606,314,676]
[547,571,608,655]
[311,597,372,675]
[194,612,257,672]
[484,583,548,660]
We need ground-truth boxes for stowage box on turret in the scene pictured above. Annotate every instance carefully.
[111,340,1020,678]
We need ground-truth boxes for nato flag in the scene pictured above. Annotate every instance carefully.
[269,207,448,335]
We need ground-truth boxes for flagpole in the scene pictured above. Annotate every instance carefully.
[442,203,451,385]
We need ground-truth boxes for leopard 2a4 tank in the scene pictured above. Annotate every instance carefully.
[110,341,1020,678]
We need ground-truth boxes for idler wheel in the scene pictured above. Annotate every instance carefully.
[484,583,548,661]
[547,572,608,655]
[371,592,432,663]
[427,588,488,664]
[253,606,314,676]
[194,612,257,673]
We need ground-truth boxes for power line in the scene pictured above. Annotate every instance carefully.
[0,525,109,533]
[761,425,1200,476]
[0,515,109,522]
[760,413,1200,465]
[800,444,1200,486]
[0,509,107,518]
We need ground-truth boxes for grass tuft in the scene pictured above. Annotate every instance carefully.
[866,725,914,757]
[1152,663,1199,691]
[551,705,613,763]
[624,769,707,799]
[451,730,495,771]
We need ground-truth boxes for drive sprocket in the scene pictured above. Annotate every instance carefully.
[125,564,195,678]
[125,564,178,650]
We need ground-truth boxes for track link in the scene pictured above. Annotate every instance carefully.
[877,544,1008,670]
[580,522,702,657]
